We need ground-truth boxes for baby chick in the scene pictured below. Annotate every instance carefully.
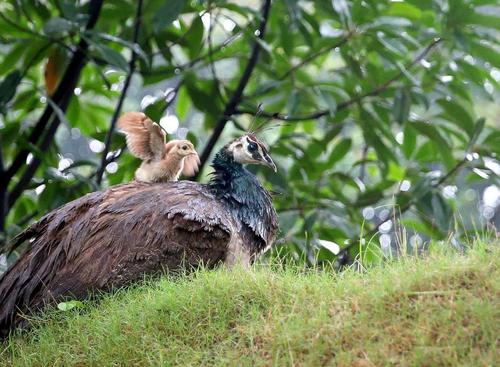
[118,112,200,183]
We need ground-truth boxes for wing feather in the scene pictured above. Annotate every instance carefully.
[118,112,166,161]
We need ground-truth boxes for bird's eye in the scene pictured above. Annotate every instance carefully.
[182,145,188,150]
[248,142,257,152]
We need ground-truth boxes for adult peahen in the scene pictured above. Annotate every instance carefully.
[0,133,278,337]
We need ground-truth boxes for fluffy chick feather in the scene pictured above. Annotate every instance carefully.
[118,112,200,182]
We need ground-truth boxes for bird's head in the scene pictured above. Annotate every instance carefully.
[226,134,277,172]
[168,140,198,158]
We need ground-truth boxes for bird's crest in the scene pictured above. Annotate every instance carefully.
[245,103,290,146]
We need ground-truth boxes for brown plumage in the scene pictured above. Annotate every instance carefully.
[118,112,200,182]
[0,134,278,338]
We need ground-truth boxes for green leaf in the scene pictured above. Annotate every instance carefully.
[358,109,397,165]
[186,15,204,59]
[220,4,258,18]
[176,86,191,120]
[393,87,410,124]
[369,135,396,166]
[43,17,78,36]
[286,90,300,116]
[328,139,351,166]
[94,44,129,71]
[469,41,500,69]
[143,66,176,85]
[0,42,28,76]
[411,121,455,169]
[153,0,186,33]
[46,98,72,128]
[482,131,500,155]
[410,176,434,201]
[307,140,324,160]
[144,97,167,123]
[465,12,500,30]
[280,24,294,56]
[0,70,22,109]
[437,99,475,138]
[184,73,220,118]
[386,2,422,20]
[430,192,452,232]
[59,1,79,20]
[467,117,486,153]
[356,188,385,207]
[456,60,487,87]
[298,22,314,47]
[402,124,417,159]
[57,300,83,311]
[85,31,149,63]
[388,162,406,181]
[318,90,337,116]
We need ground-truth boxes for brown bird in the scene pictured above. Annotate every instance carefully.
[118,112,200,182]
[0,133,278,337]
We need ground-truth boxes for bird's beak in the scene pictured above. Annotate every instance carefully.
[192,151,201,164]
[261,153,277,172]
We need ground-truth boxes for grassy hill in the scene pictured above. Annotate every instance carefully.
[1,243,499,366]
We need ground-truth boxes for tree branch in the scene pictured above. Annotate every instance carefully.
[95,0,143,185]
[207,3,225,104]
[435,157,467,186]
[279,29,356,81]
[241,30,356,101]
[193,0,272,179]
[234,37,443,122]
[0,136,6,235]
[4,0,104,211]
[8,114,59,208]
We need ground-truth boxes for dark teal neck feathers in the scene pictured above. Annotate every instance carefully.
[209,147,275,248]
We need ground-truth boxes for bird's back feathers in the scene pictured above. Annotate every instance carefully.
[0,181,238,336]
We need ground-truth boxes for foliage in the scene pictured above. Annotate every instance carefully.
[0,0,499,264]
[2,241,499,365]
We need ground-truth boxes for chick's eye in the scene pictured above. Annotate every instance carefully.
[248,142,257,152]
[182,145,188,150]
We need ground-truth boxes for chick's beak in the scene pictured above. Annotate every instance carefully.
[191,150,201,163]
[186,146,197,156]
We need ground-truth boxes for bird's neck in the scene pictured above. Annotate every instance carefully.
[164,151,184,162]
[209,146,276,252]
[209,147,270,205]
[209,148,247,191]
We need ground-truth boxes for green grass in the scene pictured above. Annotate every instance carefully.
[2,243,499,366]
